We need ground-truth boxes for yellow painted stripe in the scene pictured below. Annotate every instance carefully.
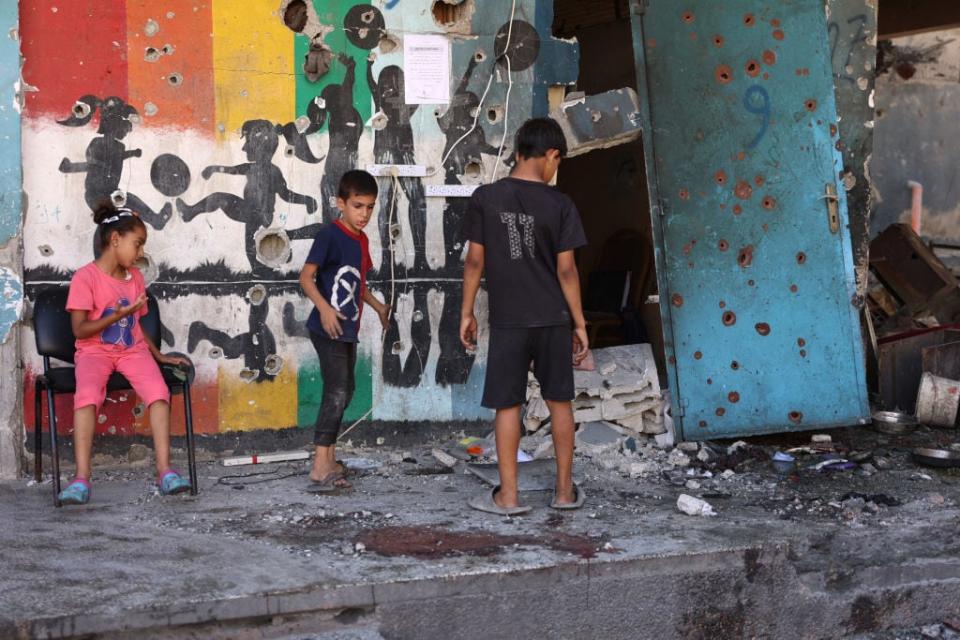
[212,0,294,139]
[218,367,299,432]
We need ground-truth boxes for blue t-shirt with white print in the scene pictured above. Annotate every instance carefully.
[305,220,372,343]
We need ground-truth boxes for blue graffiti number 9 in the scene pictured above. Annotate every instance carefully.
[743,84,770,150]
[385,0,400,8]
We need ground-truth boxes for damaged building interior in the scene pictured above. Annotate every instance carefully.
[4,1,960,638]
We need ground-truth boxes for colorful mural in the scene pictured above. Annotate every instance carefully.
[19,0,579,436]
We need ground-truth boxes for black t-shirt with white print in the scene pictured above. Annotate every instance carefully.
[465,177,587,328]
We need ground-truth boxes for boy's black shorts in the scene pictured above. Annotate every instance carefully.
[482,325,574,409]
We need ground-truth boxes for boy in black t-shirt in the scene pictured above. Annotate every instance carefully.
[461,118,589,515]
[300,170,391,491]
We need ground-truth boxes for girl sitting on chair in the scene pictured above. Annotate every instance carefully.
[59,202,190,505]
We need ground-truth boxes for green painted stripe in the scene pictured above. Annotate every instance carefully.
[297,355,374,428]
[294,1,374,127]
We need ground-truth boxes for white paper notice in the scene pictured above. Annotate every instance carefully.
[403,34,450,105]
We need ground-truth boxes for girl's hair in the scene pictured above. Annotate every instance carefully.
[93,200,146,249]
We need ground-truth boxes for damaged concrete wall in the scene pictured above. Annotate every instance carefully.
[18,0,579,438]
[871,28,960,241]
[0,2,23,480]
[827,0,877,293]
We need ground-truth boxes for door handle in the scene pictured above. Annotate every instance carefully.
[824,184,840,234]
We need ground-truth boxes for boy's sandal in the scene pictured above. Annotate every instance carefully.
[468,486,532,516]
[158,470,192,496]
[550,483,586,511]
[305,471,352,494]
[58,478,91,506]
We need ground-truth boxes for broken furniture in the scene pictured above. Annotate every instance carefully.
[525,344,667,437]
[869,223,960,333]
[32,287,199,507]
[877,326,960,412]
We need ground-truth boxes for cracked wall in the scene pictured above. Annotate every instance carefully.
[18,1,579,437]
[0,1,23,479]
[871,27,960,242]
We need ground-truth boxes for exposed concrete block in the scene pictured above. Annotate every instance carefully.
[551,88,642,158]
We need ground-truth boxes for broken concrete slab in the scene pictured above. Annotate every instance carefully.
[464,460,584,492]
[552,88,643,158]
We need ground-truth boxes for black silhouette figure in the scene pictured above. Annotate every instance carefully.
[320,54,364,224]
[382,286,431,388]
[176,119,318,273]
[368,58,429,274]
[186,295,278,383]
[58,95,173,230]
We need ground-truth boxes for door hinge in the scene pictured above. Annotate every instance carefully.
[657,197,669,217]
[824,184,840,234]
[630,0,649,15]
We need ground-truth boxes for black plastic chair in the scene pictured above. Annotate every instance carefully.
[32,286,198,507]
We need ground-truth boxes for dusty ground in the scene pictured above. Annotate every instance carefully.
[3,422,960,639]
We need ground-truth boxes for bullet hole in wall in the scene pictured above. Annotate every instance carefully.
[247,284,267,306]
[264,354,284,376]
[486,105,504,124]
[255,228,292,267]
[432,0,473,29]
[134,253,158,285]
[283,0,309,33]
[379,34,399,53]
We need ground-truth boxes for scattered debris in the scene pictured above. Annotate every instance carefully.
[677,494,716,517]
[431,448,458,468]
[525,345,667,435]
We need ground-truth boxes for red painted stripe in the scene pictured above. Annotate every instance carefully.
[21,1,130,120]
[126,1,215,132]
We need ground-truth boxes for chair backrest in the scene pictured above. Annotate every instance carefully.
[141,294,161,347]
[33,286,162,365]
[33,287,76,364]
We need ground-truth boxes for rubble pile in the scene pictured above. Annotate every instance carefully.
[524,344,669,436]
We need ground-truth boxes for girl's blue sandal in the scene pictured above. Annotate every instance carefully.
[158,470,191,496]
[58,479,90,505]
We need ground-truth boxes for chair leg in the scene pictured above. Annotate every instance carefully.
[183,382,198,496]
[34,381,43,483]
[46,389,61,508]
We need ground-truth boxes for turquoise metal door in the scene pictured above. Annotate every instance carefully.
[630,0,870,440]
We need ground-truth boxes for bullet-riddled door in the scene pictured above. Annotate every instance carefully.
[630,0,869,440]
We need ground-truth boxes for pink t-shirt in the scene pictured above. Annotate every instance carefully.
[66,262,149,354]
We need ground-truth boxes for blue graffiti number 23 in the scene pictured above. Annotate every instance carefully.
[743,84,770,150]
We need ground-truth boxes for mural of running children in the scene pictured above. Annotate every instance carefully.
[58,95,173,231]
[186,289,279,383]
[176,119,318,274]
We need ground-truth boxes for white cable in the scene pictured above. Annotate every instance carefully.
[438,71,496,170]
[337,172,400,441]
[490,0,517,182]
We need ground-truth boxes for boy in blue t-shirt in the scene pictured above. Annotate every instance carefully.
[300,170,390,490]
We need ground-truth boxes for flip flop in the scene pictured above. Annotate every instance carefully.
[468,486,532,516]
[158,470,192,496]
[305,471,352,494]
[58,478,91,506]
[550,483,585,510]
